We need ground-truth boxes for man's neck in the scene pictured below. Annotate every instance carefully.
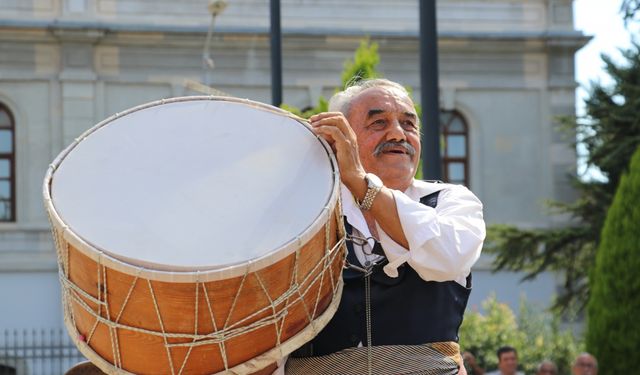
[382,179,412,192]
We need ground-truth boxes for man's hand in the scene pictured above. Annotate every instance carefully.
[462,351,485,375]
[309,112,367,199]
[309,112,409,248]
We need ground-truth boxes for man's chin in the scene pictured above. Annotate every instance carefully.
[374,157,416,169]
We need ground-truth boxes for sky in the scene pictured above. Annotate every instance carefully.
[574,0,638,109]
[572,0,638,179]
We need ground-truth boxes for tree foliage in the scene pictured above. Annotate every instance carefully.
[280,97,328,119]
[586,146,640,374]
[281,39,380,118]
[486,41,640,313]
[460,295,581,375]
[622,0,640,24]
[281,38,429,183]
[340,38,380,88]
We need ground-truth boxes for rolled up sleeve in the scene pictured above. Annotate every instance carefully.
[376,184,485,285]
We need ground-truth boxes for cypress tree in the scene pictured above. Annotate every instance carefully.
[586,146,640,373]
[486,41,640,313]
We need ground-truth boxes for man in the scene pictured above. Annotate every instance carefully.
[486,346,523,375]
[572,353,598,375]
[277,78,485,374]
[463,351,486,375]
[536,360,558,375]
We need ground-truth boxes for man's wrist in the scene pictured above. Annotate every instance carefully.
[356,173,383,211]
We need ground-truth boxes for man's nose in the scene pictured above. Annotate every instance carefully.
[386,119,406,141]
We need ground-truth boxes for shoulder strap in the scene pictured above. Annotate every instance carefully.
[419,190,441,208]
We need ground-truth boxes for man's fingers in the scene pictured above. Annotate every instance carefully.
[314,125,360,163]
[313,125,351,149]
[310,114,346,129]
[309,112,343,122]
[309,111,366,187]
[312,117,352,140]
[312,125,338,154]
[310,114,356,143]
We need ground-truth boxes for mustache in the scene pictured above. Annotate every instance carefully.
[373,140,416,157]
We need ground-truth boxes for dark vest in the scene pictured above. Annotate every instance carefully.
[292,190,472,357]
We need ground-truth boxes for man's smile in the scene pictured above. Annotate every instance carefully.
[381,147,409,155]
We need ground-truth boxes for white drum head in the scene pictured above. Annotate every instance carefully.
[50,98,335,272]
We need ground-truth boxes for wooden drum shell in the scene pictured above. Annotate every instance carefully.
[43,97,346,375]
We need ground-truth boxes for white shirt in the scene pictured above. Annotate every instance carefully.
[342,179,485,286]
[272,180,485,374]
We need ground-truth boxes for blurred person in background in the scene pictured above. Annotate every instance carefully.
[535,360,557,375]
[463,351,485,375]
[486,346,523,375]
[572,353,598,375]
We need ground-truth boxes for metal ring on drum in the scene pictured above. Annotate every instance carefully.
[43,96,347,375]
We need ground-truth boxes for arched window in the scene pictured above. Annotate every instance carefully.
[0,103,15,221]
[440,110,469,186]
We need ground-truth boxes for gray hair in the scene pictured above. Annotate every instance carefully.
[536,360,558,373]
[573,352,598,369]
[328,78,411,116]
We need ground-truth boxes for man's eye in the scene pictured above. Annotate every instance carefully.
[402,120,417,129]
[370,119,386,127]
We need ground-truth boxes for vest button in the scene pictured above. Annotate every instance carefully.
[349,334,359,344]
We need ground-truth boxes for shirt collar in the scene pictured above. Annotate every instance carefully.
[403,179,449,200]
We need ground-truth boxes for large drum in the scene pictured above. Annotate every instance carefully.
[43,97,346,374]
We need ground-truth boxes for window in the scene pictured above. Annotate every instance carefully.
[440,110,469,186]
[0,103,15,221]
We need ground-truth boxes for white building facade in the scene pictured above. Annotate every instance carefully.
[0,0,586,371]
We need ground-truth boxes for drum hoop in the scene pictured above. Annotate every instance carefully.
[62,279,343,375]
[43,96,341,282]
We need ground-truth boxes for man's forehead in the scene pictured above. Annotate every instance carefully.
[351,86,415,112]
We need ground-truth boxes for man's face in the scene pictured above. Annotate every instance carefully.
[498,351,518,375]
[573,354,598,375]
[346,86,421,191]
[537,363,557,375]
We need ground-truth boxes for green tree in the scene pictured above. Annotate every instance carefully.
[281,39,380,118]
[459,295,582,374]
[280,96,328,119]
[486,40,640,313]
[280,38,430,180]
[340,38,380,87]
[586,146,640,374]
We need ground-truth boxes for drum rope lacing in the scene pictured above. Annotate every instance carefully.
[53,207,347,375]
[44,95,346,374]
